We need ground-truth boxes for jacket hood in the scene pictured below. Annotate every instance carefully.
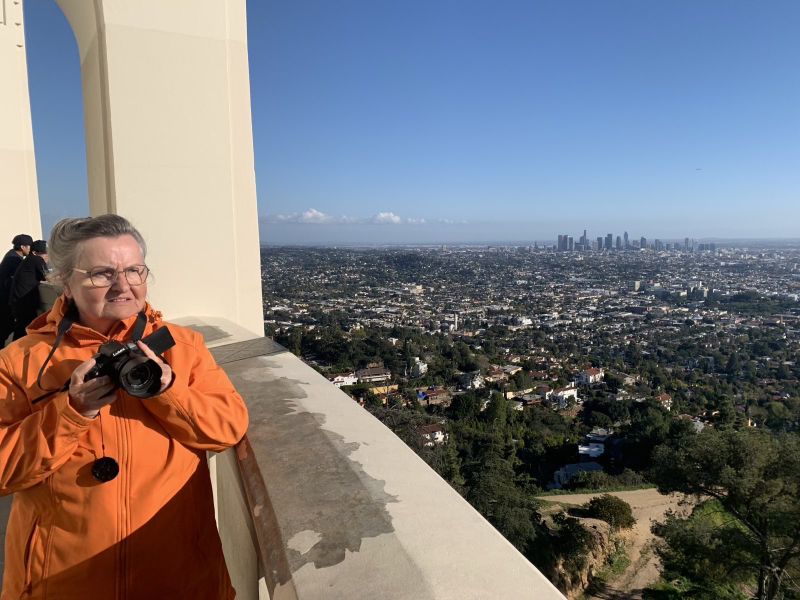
[28,295,164,346]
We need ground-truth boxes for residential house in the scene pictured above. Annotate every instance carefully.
[551,384,579,408]
[607,391,642,403]
[328,372,357,388]
[356,366,392,384]
[418,424,447,447]
[459,371,485,389]
[607,370,638,386]
[549,462,604,490]
[502,365,523,376]
[411,359,428,378]
[578,428,611,460]
[416,387,451,406]
[529,371,552,380]
[521,394,542,406]
[576,367,605,386]
[485,368,508,383]
[655,393,673,411]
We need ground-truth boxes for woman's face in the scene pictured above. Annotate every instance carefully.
[63,235,148,334]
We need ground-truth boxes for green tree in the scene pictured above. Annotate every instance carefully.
[362,390,382,408]
[650,428,800,600]
[726,352,740,376]
[511,370,534,391]
[564,470,611,491]
[448,391,479,421]
[586,411,614,430]
[777,363,791,380]
[462,438,542,554]
[551,512,594,569]
[765,402,793,431]
[746,361,759,383]
[484,392,508,430]
[605,373,622,393]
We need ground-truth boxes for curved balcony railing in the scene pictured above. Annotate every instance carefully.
[1,305,565,599]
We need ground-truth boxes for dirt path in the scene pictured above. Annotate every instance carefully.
[539,489,689,600]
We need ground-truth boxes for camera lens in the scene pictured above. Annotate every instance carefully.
[128,364,151,386]
[119,357,162,398]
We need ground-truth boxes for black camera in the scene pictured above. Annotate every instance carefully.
[84,326,176,398]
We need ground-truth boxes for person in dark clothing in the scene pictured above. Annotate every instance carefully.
[10,240,49,340]
[0,234,33,347]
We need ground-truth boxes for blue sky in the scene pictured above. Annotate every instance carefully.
[24,1,800,244]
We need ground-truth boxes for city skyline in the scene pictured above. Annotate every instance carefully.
[21,1,800,243]
[258,228,799,248]
[551,230,712,252]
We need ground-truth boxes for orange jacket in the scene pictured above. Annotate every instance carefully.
[0,297,248,599]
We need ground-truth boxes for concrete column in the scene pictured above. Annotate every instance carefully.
[0,0,42,245]
[55,0,263,335]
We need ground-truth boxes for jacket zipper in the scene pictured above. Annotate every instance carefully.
[118,397,129,600]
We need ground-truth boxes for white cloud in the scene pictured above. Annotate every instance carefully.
[370,212,403,224]
[262,208,434,226]
[438,218,468,225]
[296,208,333,223]
[263,208,338,224]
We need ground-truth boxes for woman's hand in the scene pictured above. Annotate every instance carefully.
[136,340,174,395]
[69,358,117,419]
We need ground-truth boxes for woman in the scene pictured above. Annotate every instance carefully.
[0,215,248,599]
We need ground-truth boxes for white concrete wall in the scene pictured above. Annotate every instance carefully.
[0,0,42,245]
[54,0,263,335]
[209,449,261,600]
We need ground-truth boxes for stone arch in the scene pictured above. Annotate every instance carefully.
[2,0,263,333]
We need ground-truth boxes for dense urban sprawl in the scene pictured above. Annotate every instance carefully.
[261,241,800,598]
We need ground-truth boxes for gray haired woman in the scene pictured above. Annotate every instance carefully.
[0,214,247,599]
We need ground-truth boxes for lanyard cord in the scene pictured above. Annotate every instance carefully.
[99,411,107,457]
[31,303,80,404]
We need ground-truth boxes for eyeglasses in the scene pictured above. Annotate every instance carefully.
[73,265,150,288]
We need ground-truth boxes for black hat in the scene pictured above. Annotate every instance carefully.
[12,234,33,247]
[32,240,47,254]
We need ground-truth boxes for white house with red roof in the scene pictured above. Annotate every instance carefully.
[551,384,579,408]
[656,393,673,411]
[576,367,604,386]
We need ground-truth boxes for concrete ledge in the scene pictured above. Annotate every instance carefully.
[215,337,565,600]
[1,317,565,599]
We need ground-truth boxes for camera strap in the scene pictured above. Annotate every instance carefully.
[31,308,148,405]
[130,310,147,342]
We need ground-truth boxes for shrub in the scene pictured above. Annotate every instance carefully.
[616,468,645,487]
[564,470,610,491]
[585,494,636,530]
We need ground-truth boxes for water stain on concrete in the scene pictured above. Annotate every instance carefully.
[227,357,399,575]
